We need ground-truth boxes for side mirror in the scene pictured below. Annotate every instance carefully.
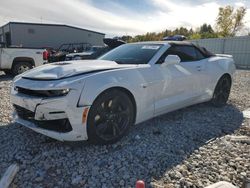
[162,55,181,66]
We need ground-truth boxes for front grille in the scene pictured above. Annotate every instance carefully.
[14,105,72,133]
[34,119,72,133]
[14,105,35,120]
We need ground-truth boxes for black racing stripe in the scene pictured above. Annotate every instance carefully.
[22,68,122,81]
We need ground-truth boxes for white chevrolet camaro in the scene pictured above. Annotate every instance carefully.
[11,41,236,144]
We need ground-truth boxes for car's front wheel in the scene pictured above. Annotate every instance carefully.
[87,89,135,145]
[211,75,232,107]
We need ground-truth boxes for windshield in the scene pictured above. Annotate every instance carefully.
[99,44,163,64]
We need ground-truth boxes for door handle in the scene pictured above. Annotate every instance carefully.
[141,83,148,88]
[196,66,202,71]
[141,82,154,88]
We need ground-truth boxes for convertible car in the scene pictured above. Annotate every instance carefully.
[11,41,236,144]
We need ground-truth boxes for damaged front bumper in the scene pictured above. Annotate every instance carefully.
[11,87,89,141]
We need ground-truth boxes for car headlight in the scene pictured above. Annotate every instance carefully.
[14,87,70,97]
[47,89,70,97]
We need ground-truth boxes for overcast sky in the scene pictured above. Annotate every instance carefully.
[0,0,250,36]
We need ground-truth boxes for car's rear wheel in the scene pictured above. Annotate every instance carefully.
[211,75,232,107]
[87,89,135,144]
[12,62,33,75]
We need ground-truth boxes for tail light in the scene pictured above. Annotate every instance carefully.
[43,50,49,60]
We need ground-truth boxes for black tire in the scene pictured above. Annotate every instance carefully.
[12,62,33,75]
[87,89,135,145]
[211,75,232,107]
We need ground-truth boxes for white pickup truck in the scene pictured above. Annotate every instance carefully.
[0,43,48,75]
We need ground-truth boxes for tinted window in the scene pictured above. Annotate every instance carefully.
[158,45,206,63]
[174,46,197,62]
[99,44,162,64]
[197,46,215,57]
[195,48,206,60]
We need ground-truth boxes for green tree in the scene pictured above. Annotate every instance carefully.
[198,23,219,39]
[216,6,247,37]
[189,33,201,40]
[172,27,189,36]
[200,24,214,34]
[120,35,133,43]
[163,29,173,37]
[189,28,194,36]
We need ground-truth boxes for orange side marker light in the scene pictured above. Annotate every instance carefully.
[82,107,89,124]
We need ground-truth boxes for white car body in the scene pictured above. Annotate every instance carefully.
[10,41,236,141]
[0,47,47,70]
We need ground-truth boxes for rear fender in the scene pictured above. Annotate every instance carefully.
[217,58,236,76]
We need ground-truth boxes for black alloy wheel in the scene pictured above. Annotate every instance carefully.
[211,75,232,107]
[87,89,135,144]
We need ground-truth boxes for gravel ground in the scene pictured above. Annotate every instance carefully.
[0,70,249,188]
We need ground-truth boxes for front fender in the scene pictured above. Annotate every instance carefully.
[78,71,138,106]
[77,68,155,124]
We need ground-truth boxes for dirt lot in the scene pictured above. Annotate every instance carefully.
[0,70,249,188]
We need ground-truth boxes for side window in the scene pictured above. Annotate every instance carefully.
[157,46,196,63]
[194,47,206,60]
[174,46,197,62]
[156,46,178,64]
[157,45,206,64]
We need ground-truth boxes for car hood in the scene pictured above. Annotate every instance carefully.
[21,60,140,80]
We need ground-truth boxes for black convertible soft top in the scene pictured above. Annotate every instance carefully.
[168,41,215,58]
[196,45,215,57]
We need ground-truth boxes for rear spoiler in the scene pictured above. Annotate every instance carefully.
[216,54,233,58]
